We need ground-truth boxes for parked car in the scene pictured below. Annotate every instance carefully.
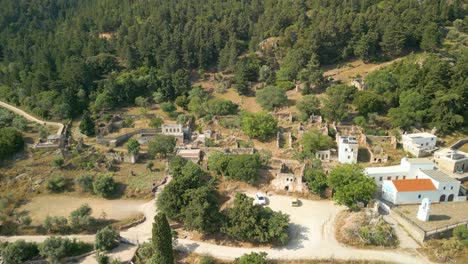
[291,198,300,207]
[255,192,267,205]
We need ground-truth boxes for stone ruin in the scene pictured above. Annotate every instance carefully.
[270,162,305,193]
[361,134,397,163]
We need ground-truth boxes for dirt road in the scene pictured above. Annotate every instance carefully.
[175,195,429,264]
[0,100,64,135]
[1,189,430,264]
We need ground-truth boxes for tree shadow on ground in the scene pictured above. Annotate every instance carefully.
[284,223,310,250]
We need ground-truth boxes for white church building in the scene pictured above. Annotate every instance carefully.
[365,157,436,185]
[381,169,463,204]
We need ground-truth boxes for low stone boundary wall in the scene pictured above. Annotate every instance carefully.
[118,216,147,230]
[379,200,468,243]
[450,138,468,150]
[97,128,158,147]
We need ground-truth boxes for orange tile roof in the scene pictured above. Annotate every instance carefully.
[392,179,437,192]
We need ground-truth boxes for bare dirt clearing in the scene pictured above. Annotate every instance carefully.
[20,195,147,225]
[324,59,403,83]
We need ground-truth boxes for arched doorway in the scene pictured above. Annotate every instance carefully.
[439,195,446,202]
[448,194,454,202]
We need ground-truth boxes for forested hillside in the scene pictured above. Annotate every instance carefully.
[0,0,465,125]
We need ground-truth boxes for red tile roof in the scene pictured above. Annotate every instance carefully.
[392,179,437,192]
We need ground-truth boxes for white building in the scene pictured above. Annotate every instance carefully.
[402,132,437,157]
[434,148,468,174]
[365,157,436,185]
[338,135,358,164]
[381,169,464,205]
[161,124,185,143]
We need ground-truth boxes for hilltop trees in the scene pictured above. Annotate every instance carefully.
[0,0,459,119]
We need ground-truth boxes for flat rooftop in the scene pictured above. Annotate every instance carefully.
[365,165,403,174]
[406,158,434,164]
[421,169,459,183]
[404,132,436,138]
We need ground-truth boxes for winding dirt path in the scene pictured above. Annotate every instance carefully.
[0,182,431,264]
[0,100,64,135]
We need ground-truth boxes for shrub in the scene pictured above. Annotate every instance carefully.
[95,227,120,251]
[200,255,216,264]
[1,240,39,264]
[358,219,398,247]
[96,253,110,264]
[149,116,164,128]
[123,117,134,128]
[39,237,92,263]
[160,102,176,113]
[93,174,116,198]
[69,204,95,231]
[453,225,468,245]
[39,237,73,262]
[51,158,64,168]
[77,174,94,193]
[47,175,68,192]
[0,127,24,160]
[44,216,69,234]
[235,252,268,264]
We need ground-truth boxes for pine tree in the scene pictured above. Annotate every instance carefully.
[151,213,174,264]
[79,111,95,136]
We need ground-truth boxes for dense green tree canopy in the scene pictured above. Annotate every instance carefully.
[151,213,174,264]
[299,130,334,160]
[0,0,461,118]
[241,112,278,141]
[0,127,24,160]
[222,193,289,245]
[328,164,377,209]
[148,135,176,158]
[256,86,288,111]
[366,54,467,133]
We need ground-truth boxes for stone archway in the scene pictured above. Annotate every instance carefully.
[439,194,446,202]
[448,194,454,202]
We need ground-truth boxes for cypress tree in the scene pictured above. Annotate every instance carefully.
[79,111,95,136]
[151,213,174,264]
